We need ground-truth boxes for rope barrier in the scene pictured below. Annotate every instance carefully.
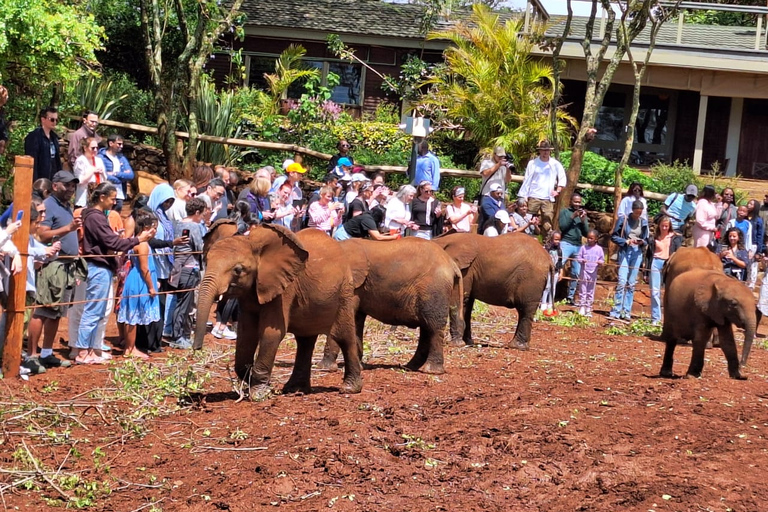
[26,287,199,310]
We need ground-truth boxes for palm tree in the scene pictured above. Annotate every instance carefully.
[419,4,576,164]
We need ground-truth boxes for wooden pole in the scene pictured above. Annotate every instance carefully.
[2,156,33,378]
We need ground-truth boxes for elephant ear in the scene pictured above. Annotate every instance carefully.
[694,280,726,325]
[433,233,477,271]
[250,224,309,304]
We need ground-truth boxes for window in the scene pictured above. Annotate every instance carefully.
[589,88,676,166]
[246,54,364,106]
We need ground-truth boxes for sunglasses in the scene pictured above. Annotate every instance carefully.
[47,118,58,123]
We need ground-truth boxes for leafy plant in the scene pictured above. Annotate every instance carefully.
[418,4,577,163]
[67,75,129,121]
[264,44,321,101]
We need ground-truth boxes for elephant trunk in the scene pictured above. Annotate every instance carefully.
[193,274,226,350]
[740,317,756,367]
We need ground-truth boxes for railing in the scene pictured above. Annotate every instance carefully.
[537,0,768,53]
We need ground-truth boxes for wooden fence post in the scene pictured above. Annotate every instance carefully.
[2,156,33,378]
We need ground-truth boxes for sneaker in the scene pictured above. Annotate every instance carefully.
[18,366,30,376]
[166,337,193,350]
[100,343,112,352]
[212,326,237,340]
[22,357,46,374]
[39,354,72,369]
[586,309,593,318]
[566,297,575,306]
[578,306,586,316]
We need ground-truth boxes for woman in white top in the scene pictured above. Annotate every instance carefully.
[73,137,107,207]
[444,186,476,233]
[617,182,648,220]
[384,184,418,235]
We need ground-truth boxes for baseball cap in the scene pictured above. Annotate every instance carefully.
[493,146,507,157]
[351,173,368,183]
[685,184,698,196]
[494,210,510,224]
[286,162,306,174]
[282,159,295,170]
[52,170,79,184]
[489,183,504,193]
[337,157,353,168]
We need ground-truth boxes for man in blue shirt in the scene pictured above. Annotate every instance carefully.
[661,184,697,234]
[412,140,440,190]
[98,134,134,213]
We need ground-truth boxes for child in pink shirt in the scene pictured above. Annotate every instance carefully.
[577,230,604,317]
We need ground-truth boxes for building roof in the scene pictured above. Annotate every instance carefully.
[547,16,768,55]
[238,0,518,42]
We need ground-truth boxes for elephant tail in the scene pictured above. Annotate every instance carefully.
[449,261,465,340]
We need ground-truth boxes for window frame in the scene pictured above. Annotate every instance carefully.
[243,52,366,107]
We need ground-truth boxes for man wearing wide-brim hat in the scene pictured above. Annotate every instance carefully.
[518,139,566,237]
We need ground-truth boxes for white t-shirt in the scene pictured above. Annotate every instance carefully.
[445,202,473,232]
[384,197,410,233]
[479,159,508,196]
[73,155,107,207]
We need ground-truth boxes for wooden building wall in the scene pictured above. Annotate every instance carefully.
[738,98,768,179]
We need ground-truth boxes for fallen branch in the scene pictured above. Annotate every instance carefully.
[22,439,72,503]
[189,445,268,453]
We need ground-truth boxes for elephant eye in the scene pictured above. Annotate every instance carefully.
[233,265,244,276]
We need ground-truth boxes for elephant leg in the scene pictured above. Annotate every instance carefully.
[249,304,287,399]
[510,301,537,351]
[329,323,363,394]
[659,340,677,378]
[283,336,318,394]
[462,297,475,345]
[406,323,446,375]
[233,311,259,384]
[685,326,713,378]
[717,325,746,380]
[354,312,367,369]
[317,337,341,371]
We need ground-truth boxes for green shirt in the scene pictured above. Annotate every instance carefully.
[559,207,590,246]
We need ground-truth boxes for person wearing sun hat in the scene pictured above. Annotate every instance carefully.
[518,139,566,237]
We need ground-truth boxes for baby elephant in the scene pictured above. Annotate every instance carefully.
[660,269,756,380]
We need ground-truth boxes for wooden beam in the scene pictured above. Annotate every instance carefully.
[2,156,33,379]
[363,164,669,201]
[90,118,670,200]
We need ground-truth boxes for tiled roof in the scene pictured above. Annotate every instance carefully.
[239,0,428,39]
[547,16,766,53]
[238,0,517,40]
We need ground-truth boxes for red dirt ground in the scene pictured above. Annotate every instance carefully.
[1,300,767,512]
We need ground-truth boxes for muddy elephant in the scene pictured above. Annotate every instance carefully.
[194,224,363,396]
[660,269,755,380]
[432,232,552,349]
[661,246,724,343]
[317,237,464,373]
[662,246,722,286]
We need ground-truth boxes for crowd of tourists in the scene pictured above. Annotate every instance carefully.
[1,102,767,379]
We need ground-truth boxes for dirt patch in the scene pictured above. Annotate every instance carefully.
[1,305,766,512]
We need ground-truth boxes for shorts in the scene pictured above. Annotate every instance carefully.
[34,261,76,320]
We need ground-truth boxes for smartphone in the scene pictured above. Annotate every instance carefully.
[292,199,304,209]
[182,229,190,237]
[15,210,23,221]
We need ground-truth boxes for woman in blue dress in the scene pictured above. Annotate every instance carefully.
[117,210,160,359]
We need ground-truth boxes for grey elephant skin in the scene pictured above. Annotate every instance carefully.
[660,268,755,380]
[318,236,464,373]
[194,224,363,396]
[432,232,552,349]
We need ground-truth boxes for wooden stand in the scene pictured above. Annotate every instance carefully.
[2,156,33,378]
